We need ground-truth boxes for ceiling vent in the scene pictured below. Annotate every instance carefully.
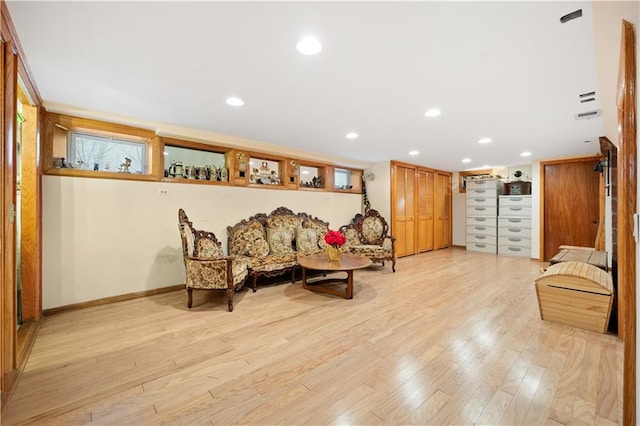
[560,9,582,23]
[579,91,596,103]
[574,110,601,120]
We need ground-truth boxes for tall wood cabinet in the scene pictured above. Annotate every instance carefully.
[392,161,452,257]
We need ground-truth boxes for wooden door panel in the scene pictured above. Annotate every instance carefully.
[435,173,451,249]
[417,169,434,252]
[543,160,600,261]
[393,164,416,257]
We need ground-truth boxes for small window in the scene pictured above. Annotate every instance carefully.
[334,168,352,189]
[68,132,147,174]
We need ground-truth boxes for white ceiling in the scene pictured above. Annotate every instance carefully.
[8,1,606,172]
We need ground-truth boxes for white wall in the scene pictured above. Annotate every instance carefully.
[367,161,391,222]
[42,176,361,309]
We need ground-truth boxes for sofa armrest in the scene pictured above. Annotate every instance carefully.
[184,256,234,290]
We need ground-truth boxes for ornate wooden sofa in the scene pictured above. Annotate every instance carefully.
[227,207,331,291]
[340,209,396,272]
[178,209,249,311]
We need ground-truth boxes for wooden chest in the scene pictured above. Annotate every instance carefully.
[535,261,613,333]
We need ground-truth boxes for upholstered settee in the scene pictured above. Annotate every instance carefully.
[227,207,332,291]
[178,209,249,311]
[340,209,396,272]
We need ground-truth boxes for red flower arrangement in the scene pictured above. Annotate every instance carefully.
[324,230,346,247]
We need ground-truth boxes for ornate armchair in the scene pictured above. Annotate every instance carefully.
[178,209,249,311]
[340,209,396,272]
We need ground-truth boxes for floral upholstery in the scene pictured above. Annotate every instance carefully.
[229,220,266,256]
[179,208,248,311]
[343,227,361,246]
[295,227,318,252]
[361,216,385,245]
[267,227,294,255]
[248,238,270,257]
[303,219,329,249]
[227,207,332,291]
[266,215,303,238]
[339,209,396,272]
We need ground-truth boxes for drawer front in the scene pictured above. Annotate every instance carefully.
[466,179,501,191]
[500,206,531,217]
[467,234,497,244]
[466,225,497,236]
[467,188,498,198]
[467,196,497,207]
[498,217,531,228]
[498,245,532,257]
[498,226,532,238]
[498,236,530,248]
[467,206,497,217]
[467,242,497,254]
[499,195,532,207]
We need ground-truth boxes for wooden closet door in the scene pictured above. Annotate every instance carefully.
[417,168,434,252]
[392,163,416,257]
[434,172,451,249]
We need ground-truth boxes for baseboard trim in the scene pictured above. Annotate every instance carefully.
[43,284,185,316]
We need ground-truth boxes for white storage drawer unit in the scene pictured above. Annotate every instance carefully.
[500,205,532,217]
[498,194,532,257]
[466,178,502,254]
[466,206,497,217]
[466,224,497,236]
[498,245,532,257]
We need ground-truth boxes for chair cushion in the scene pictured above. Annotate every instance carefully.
[295,227,318,252]
[248,253,297,269]
[267,228,294,255]
[350,244,390,258]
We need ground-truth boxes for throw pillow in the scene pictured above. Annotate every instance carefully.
[267,228,294,255]
[248,237,270,257]
[295,227,318,252]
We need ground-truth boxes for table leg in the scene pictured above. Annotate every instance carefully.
[302,267,308,290]
[346,270,353,299]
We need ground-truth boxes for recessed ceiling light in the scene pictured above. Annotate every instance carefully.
[346,132,359,139]
[226,97,244,107]
[424,109,441,118]
[520,151,532,157]
[409,150,419,156]
[462,158,471,163]
[478,137,492,144]
[296,36,322,55]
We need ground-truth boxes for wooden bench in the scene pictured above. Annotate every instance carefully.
[549,248,607,271]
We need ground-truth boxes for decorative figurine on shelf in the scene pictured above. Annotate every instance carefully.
[118,157,132,173]
[218,166,228,182]
[169,161,183,178]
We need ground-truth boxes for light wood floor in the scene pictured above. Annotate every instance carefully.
[3,248,622,425]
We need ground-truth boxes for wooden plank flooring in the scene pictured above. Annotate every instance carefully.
[2,248,622,425]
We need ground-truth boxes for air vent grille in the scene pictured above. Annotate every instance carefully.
[574,110,601,120]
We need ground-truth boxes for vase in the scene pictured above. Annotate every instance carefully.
[326,245,341,262]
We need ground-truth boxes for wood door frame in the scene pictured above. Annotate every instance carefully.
[618,19,636,426]
[538,155,602,262]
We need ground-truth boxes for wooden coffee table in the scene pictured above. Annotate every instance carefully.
[297,253,372,299]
